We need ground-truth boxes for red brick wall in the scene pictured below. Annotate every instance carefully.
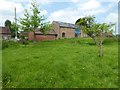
[28,32,34,40]
[28,32,56,41]
[35,35,56,41]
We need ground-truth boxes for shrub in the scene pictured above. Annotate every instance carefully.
[20,35,25,39]
[2,40,9,49]
[18,39,29,45]
[102,37,117,45]
[2,40,20,49]
[2,71,12,87]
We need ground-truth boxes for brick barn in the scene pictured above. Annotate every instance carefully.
[0,27,11,40]
[52,21,78,39]
[23,21,87,41]
[28,29,57,41]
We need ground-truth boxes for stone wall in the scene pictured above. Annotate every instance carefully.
[80,30,88,37]
[52,22,75,39]
[60,27,75,38]
[52,22,60,39]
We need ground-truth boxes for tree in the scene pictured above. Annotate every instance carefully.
[75,16,114,45]
[19,9,31,32]
[4,20,19,38]
[11,22,19,38]
[40,22,52,34]
[75,16,114,57]
[19,0,51,43]
[5,20,11,28]
[96,23,114,57]
[75,16,99,44]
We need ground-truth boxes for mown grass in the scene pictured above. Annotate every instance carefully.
[2,37,118,88]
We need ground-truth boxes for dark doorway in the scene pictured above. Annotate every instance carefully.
[62,32,65,38]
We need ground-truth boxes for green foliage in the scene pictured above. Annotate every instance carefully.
[18,39,29,45]
[11,22,19,38]
[76,16,114,36]
[2,40,9,49]
[2,70,12,87]
[40,22,52,34]
[2,40,20,50]
[2,38,118,88]
[19,9,31,32]
[19,0,51,33]
[19,35,25,40]
[4,20,11,28]
[30,0,43,29]
[75,16,114,44]
[19,0,51,42]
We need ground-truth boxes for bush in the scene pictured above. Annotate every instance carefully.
[18,39,29,45]
[20,35,25,39]
[102,37,118,45]
[2,40,20,49]
[2,40,9,49]
[2,71,12,87]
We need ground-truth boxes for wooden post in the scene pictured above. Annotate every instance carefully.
[34,32,36,43]
[33,28,37,44]
[15,7,17,40]
[99,30,102,57]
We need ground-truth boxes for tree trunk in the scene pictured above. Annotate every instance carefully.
[33,31,36,44]
[92,36,98,46]
[99,31,102,57]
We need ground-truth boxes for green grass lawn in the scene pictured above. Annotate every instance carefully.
[2,38,118,88]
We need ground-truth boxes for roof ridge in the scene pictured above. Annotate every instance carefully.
[53,21,75,25]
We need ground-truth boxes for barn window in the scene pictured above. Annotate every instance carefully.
[62,32,65,38]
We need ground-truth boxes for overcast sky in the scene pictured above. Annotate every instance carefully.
[0,0,119,33]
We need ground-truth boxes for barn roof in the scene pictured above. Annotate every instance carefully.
[35,28,57,35]
[53,21,77,29]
